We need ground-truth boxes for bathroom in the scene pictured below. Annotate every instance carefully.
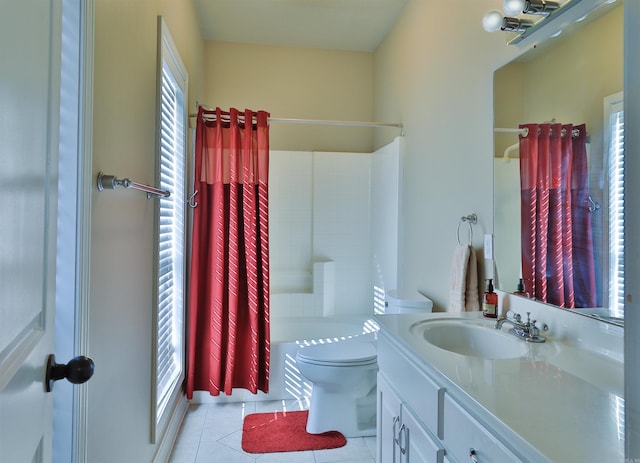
[155,0,635,459]
[3,0,639,462]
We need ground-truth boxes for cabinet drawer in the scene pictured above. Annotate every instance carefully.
[443,395,521,463]
[378,335,444,437]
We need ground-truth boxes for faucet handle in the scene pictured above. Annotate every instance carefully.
[529,319,549,338]
[530,319,548,331]
[530,319,539,336]
[507,310,522,322]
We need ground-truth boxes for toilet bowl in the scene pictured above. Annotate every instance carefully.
[295,341,378,437]
[295,289,432,438]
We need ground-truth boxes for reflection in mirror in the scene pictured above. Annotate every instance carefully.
[493,1,623,324]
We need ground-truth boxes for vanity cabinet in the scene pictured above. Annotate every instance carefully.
[377,331,528,463]
[377,373,445,462]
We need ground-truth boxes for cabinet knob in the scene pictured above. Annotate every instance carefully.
[469,448,480,463]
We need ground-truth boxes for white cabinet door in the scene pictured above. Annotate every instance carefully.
[0,1,62,461]
[401,403,445,463]
[378,373,445,463]
[377,373,403,463]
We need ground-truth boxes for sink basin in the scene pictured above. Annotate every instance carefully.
[410,319,528,359]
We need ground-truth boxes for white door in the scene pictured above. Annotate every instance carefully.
[0,1,66,461]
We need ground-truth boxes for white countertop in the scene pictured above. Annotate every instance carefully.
[375,311,625,462]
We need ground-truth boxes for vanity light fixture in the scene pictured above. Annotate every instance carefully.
[482,11,534,32]
[483,0,561,33]
[503,0,560,16]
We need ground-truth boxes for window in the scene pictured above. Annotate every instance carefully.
[604,92,624,318]
[154,17,187,436]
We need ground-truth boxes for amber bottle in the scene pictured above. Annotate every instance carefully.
[482,279,498,318]
[513,278,528,297]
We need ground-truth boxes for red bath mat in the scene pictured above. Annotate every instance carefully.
[241,410,346,453]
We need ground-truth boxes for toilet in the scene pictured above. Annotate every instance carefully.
[385,289,434,314]
[295,289,432,437]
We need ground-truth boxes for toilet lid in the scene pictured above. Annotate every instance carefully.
[296,342,377,366]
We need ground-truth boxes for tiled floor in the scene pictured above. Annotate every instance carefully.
[169,399,377,463]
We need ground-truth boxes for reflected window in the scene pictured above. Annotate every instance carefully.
[605,92,624,317]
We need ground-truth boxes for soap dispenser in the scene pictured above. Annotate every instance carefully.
[482,279,498,318]
[514,278,528,297]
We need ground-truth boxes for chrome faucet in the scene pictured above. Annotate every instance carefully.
[495,311,548,343]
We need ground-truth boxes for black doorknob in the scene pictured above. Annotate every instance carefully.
[45,354,95,392]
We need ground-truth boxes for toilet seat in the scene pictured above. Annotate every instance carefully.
[296,342,377,367]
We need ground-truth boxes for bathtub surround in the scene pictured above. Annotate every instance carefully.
[270,137,402,317]
[270,261,336,318]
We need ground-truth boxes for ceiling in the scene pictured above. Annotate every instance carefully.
[193,0,409,52]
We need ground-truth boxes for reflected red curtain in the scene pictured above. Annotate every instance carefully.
[519,123,596,308]
[187,107,270,398]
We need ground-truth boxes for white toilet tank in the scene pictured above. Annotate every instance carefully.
[385,289,433,314]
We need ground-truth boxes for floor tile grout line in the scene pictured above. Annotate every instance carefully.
[191,404,210,462]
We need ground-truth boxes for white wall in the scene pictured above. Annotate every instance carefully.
[373,0,517,310]
[88,0,204,461]
[203,41,375,153]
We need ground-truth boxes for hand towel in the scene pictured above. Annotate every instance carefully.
[449,244,480,312]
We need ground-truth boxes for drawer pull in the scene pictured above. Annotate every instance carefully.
[392,415,400,447]
[398,424,408,455]
[469,448,480,463]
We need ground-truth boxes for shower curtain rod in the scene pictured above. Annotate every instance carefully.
[190,108,403,131]
[494,127,527,134]
[494,126,584,138]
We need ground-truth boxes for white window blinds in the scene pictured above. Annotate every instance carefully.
[155,17,187,431]
[605,93,624,317]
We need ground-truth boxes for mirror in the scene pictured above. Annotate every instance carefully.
[493,1,623,325]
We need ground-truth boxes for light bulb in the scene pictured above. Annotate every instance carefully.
[503,0,526,16]
[482,11,505,32]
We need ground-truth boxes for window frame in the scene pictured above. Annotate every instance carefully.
[604,91,624,318]
[152,16,188,443]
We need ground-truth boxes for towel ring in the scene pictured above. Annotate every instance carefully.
[456,214,476,245]
[457,221,473,245]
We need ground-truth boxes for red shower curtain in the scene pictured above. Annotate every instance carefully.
[187,107,270,398]
[519,123,597,308]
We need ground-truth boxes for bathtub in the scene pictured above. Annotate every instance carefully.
[191,315,378,404]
